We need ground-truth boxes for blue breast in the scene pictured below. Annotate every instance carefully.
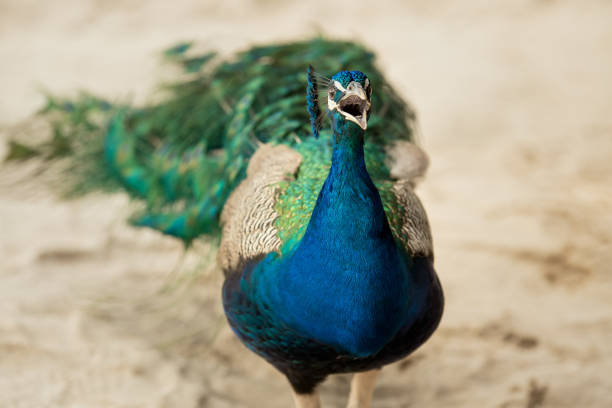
[248,124,423,357]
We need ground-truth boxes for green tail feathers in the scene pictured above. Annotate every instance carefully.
[5,38,416,243]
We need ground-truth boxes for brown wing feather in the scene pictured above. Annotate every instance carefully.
[217,144,302,274]
[386,142,434,258]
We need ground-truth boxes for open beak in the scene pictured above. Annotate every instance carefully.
[333,82,370,130]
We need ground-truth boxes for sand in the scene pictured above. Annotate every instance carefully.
[1,0,611,407]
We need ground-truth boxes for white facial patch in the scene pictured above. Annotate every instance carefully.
[333,80,347,92]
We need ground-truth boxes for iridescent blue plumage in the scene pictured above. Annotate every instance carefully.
[331,69,367,86]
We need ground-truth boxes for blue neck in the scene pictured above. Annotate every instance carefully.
[297,115,390,250]
[270,113,411,356]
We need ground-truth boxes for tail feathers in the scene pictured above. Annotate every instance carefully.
[5,38,417,242]
[131,197,221,242]
[104,112,152,197]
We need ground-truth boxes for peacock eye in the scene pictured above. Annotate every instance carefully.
[328,87,336,98]
[366,86,372,99]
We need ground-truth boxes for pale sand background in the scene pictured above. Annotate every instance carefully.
[1,1,611,407]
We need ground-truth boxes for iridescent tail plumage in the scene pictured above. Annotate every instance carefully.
[5,38,415,243]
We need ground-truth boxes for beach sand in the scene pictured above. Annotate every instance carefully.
[1,1,611,406]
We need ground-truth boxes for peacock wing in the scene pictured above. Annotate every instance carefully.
[217,143,302,275]
[379,141,434,259]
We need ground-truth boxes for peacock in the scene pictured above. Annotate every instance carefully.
[6,38,443,408]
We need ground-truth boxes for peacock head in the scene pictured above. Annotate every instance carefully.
[327,70,372,130]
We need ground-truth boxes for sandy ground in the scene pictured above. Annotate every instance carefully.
[1,0,611,407]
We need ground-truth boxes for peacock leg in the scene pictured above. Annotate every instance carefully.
[292,391,321,408]
[346,369,380,408]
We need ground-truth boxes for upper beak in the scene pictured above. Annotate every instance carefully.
[333,82,370,130]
